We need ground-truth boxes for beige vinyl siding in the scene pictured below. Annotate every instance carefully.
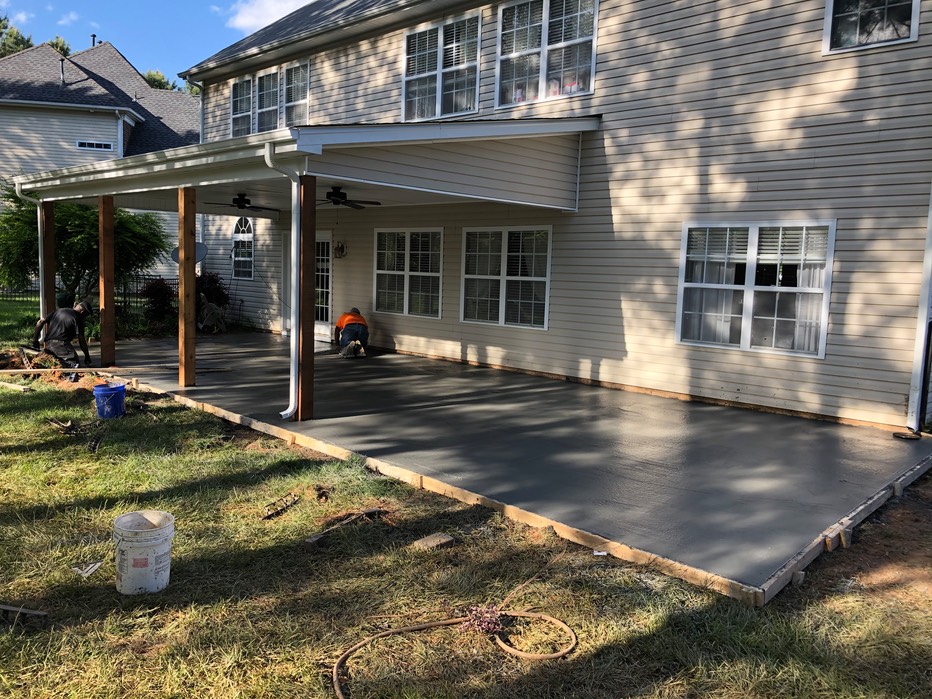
[199,214,286,331]
[0,106,118,177]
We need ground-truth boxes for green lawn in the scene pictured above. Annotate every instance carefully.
[1,382,929,698]
[0,299,39,346]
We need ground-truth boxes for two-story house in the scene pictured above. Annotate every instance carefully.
[0,41,200,277]
[12,0,932,432]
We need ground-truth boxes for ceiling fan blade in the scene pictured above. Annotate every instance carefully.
[246,205,280,212]
[350,200,381,206]
[342,200,365,210]
[205,201,235,207]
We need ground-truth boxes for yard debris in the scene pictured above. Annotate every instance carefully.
[262,492,300,520]
[1,603,49,630]
[87,432,105,454]
[303,508,386,550]
[409,533,455,551]
[0,380,30,392]
[314,484,331,502]
[70,561,103,578]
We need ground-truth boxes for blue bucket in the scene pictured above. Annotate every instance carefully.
[94,383,126,419]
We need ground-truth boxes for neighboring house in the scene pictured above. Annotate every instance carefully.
[14,0,932,431]
[0,41,200,277]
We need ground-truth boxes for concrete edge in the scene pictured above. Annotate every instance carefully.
[137,381,766,607]
[759,453,932,604]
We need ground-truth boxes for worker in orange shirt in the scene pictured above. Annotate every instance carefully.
[335,307,368,358]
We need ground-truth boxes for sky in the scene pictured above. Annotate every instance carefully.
[1,0,311,83]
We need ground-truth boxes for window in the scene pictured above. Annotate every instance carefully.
[497,0,596,106]
[824,0,919,52]
[256,71,279,132]
[231,78,252,137]
[677,223,835,357]
[76,140,113,151]
[284,63,309,126]
[232,217,254,280]
[462,227,551,329]
[404,15,480,120]
[375,229,442,317]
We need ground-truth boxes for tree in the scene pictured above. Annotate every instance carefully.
[0,182,171,298]
[0,17,32,58]
[48,35,70,57]
[143,69,178,91]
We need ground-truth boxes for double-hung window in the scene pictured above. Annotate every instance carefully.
[375,229,443,317]
[404,15,480,120]
[677,223,835,357]
[256,71,279,132]
[824,0,920,52]
[284,63,309,126]
[232,217,255,280]
[497,0,596,106]
[462,227,551,329]
[231,78,252,137]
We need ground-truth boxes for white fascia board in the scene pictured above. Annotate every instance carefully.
[0,98,146,122]
[291,118,601,154]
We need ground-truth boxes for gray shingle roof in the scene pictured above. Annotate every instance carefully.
[0,42,199,155]
[184,0,417,77]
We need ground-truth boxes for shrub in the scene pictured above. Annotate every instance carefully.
[139,277,175,324]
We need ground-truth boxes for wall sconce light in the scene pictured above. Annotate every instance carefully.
[333,241,347,258]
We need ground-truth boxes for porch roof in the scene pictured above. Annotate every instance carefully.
[13,117,601,216]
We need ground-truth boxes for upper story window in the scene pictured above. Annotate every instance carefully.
[284,63,309,126]
[404,15,480,120]
[375,229,443,317]
[462,227,551,329]
[76,141,113,151]
[497,0,596,107]
[676,223,835,357]
[229,62,309,136]
[231,78,252,137]
[232,217,254,280]
[824,0,920,52]
[256,71,279,133]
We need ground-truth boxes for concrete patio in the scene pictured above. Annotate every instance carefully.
[104,332,932,605]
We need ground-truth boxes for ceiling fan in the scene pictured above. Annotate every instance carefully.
[318,186,381,210]
[206,192,279,212]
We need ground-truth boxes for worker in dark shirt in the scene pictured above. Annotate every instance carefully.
[32,300,93,368]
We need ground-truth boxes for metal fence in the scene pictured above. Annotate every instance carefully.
[0,275,180,313]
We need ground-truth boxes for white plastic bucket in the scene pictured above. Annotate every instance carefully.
[113,510,175,594]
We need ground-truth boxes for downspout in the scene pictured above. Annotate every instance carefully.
[14,183,52,319]
[263,142,301,419]
[905,180,932,435]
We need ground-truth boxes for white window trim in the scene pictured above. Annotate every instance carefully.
[402,13,481,121]
[283,60,310,127]
[255,68,281,133]
[674,220,836,359]
[494,0,598,109]
[460,225,552,331]
[76,140,113,151]
[230,76,253,137]
[232,216,255,281]
[821,0,920,55]
[373,228,444,317]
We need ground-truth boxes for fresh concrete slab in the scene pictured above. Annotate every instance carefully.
[109,333,932,600]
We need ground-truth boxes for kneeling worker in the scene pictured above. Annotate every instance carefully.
[32,300,93,368]
[335,307,368,358]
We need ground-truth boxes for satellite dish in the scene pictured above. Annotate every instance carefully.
[171,242,208,264]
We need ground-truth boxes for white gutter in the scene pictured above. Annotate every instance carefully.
[906,179,932,432]
[14,183,52,319]
[263,142,302,420]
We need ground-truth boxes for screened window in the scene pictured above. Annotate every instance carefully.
[498,0,595,106]
[231,78,252,137]
[375,230,442,317]
[825,0,919,51]
[404,15,479,120]
[284,63,309,126]
[463,227,551,329]
[232,217,254,280]
[677,223,834,357]
[256,72,279,132]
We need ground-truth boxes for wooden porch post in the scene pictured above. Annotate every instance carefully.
[39,202,56,318]
[98,196,116,366]
[296,175,316,421]
[178,187,196,387]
